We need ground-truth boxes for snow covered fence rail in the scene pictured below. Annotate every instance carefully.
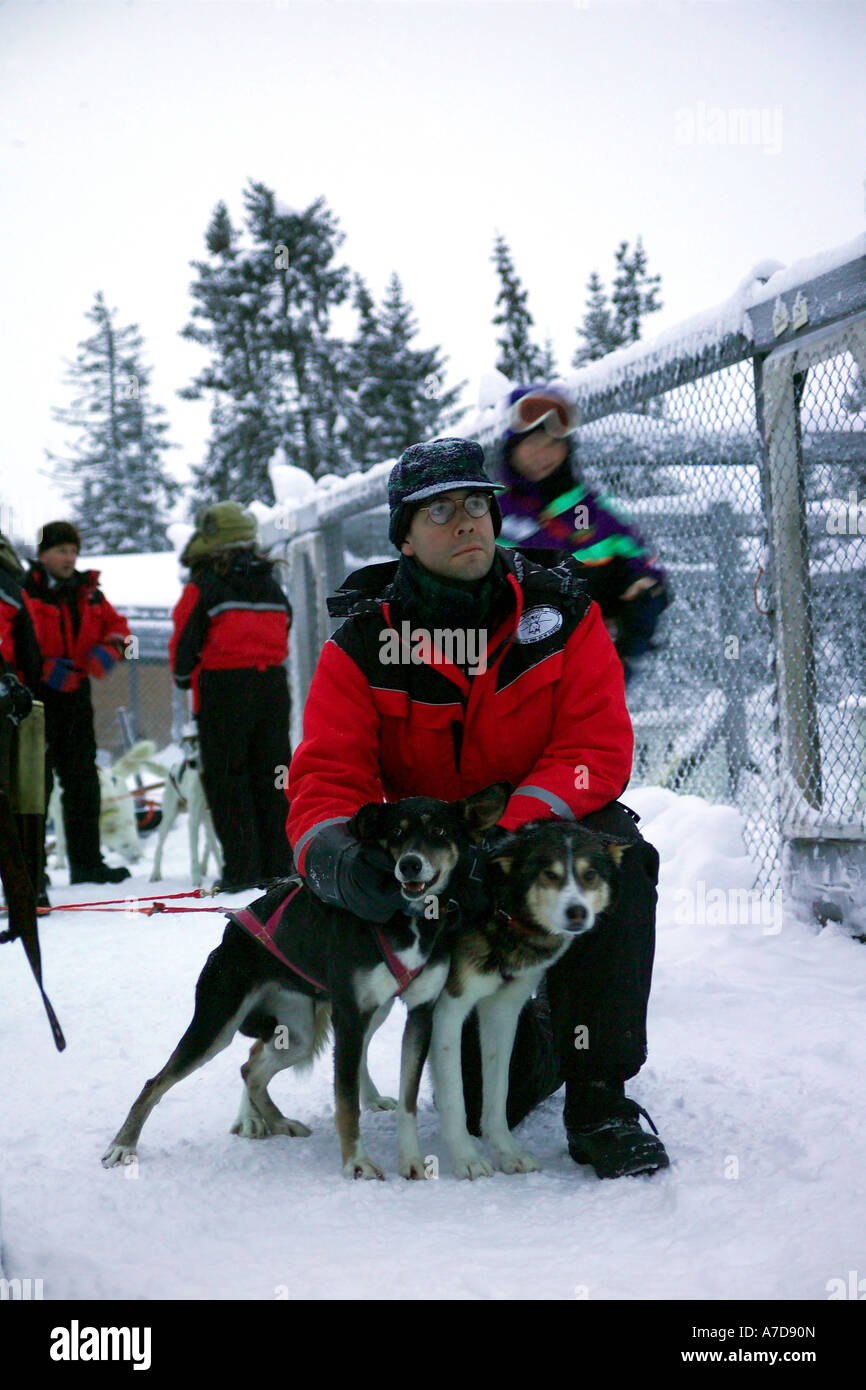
[262,233,866,931]
[258,459,394,746]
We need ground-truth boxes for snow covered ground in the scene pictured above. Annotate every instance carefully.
[2,786,865,1302]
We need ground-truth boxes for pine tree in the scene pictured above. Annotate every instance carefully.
[539,336,558,379]
[181,183,353,507]
[572,271,620,366]
[345,273,465,467]
[47,292,180,552]
[572,241,662,366]
[611,237,663,345]
[491,234,548,384]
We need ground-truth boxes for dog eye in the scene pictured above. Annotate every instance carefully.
[430,826,447,838]
[581,869,598,884]
[542,869,560,885]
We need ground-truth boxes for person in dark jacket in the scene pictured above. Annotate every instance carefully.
[287,438,669,1180]
[170,502,294,894]
[495,385,672,686]
[24,522,132,887]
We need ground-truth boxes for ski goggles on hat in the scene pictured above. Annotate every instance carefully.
[509,391,576,438]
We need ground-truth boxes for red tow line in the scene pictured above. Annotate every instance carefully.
[43,889,227,916]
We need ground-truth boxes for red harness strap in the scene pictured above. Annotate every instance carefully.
[232,882,328,995]
[232,885,430,999]
[371,924,424,996]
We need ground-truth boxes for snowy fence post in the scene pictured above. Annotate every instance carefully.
[757,309,866,931]
[755,349,822,822]
[319,518,346,634]
[708,500,750,797]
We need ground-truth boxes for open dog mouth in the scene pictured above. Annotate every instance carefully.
[398,870,442,899]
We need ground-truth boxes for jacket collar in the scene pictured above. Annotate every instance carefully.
[327,546,588,622]
[29,561,100,591]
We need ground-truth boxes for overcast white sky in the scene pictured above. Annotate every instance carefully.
[1,0,864,548]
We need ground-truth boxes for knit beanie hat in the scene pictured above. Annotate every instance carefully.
[37,521,81,554]
[180,502,258,567]
[388,438,505,548]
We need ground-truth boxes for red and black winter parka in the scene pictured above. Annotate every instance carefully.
[169,551,292,712]
[0,567,43,691]
[23,562,131,692]
[287,548,634,873]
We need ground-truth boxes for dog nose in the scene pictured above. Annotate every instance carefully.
[566,903,587,925]
[399,853,423,879]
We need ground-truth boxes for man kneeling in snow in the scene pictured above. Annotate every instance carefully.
[287,439,668,1179]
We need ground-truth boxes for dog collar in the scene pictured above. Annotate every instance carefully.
[495,907,541,938]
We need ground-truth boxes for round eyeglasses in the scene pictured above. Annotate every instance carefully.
[420,494,492,526]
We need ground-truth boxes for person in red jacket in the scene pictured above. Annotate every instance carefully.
[0,530,43,900]
[287,439,669,1179]
[170,502,294,894]
[24,521,132,886]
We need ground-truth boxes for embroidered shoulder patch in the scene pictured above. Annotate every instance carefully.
[515,606,563,643]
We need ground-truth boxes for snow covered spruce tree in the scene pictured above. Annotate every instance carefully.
[491,233,553,383]
[344,272,465,468]
[572,271,622,365]
[47,292,179,552]
[182,194,288,507]
[183,181,465,496]
[572,239,662,365]
[182,183,356,505]
[572,241,673,501]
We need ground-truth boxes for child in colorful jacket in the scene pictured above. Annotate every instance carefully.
[495,386,671,685]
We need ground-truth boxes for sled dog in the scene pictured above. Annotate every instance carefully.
[149,726,222,888]
[50,740,162,868]
[431,820,628,1179]
[102,785,508,1180]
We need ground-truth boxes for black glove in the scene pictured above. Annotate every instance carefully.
[448,842,495,925]
[0,671,34,726]
[303,823,405,924]
[614,581,672,679]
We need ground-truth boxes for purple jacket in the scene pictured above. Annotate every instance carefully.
[495,456,667,599]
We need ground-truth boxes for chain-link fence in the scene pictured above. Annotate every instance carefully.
[262,239,866,929]
[89,611,185,763]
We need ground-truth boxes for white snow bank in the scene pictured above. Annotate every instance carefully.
[1,788,864,1300]
[77,551,183,612]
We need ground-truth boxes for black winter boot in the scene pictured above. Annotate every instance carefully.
[69,861,131,886]
[564,1079,669,1178]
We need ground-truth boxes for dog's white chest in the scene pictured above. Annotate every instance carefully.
[401,959,448,1008]
[354,936,428,1011]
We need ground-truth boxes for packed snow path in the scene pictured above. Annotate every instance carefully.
[2,787,864,1300]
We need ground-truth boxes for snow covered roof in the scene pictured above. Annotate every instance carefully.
[78,551,184,613]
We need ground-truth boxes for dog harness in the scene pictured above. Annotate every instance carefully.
[231,880,453,998]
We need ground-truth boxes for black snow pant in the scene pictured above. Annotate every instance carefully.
[461,799,659,1132]
[42,682,102,873]
[196,666,293,889]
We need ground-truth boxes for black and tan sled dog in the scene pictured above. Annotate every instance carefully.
[102,785,507,1180]
[430,819,629,1179]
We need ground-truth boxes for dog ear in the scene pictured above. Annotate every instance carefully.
[461,782,512,839]
[604,838,632,867]
[349,801,389,844]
